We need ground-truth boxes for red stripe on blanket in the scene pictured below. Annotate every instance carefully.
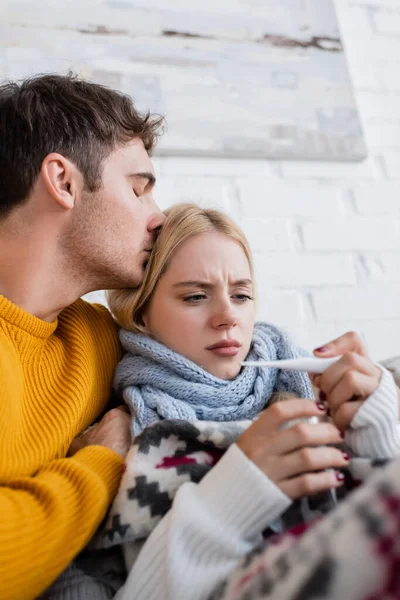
[156,456,196,469]
[366,494,400,600]
[156,449,223,470]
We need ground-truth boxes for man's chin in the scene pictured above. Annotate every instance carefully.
[109,259,150,289]
[116,269,144,290]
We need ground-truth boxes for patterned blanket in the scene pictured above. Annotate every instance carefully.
[96,419,248,548]
[208,457,397,600]
[94,419,380,551]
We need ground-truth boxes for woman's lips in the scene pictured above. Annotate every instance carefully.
[208,346,240,357]
[206,340,241,357]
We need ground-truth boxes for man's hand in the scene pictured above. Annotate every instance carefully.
[237,399,347,499]
[312,331,382,430]
[68,407,132,460]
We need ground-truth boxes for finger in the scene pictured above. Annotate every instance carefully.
[281,470,345,500]
[328,371,380,412]
[254,399,328,434]
[311,374,322,389]
[239,401,329,461]
[314,331,367,358]
[117,405,131,414]
[319,353,381,398]
[277,446,349,480]
[331,400,364,431]
[269,421,343,456]
[101,407,131,423]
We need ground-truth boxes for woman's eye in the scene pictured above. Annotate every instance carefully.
[233,294,253,302]
[183,294,207,303]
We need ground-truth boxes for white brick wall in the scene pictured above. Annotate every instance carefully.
[383,152,400,178]
[4,0,400,358]
[353,184,400,213]
[253,253,357,288]
[302,219,400,251]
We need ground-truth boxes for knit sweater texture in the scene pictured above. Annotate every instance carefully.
[0,295,123,600]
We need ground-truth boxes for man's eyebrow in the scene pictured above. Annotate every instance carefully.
[129,172,156,186]
[173,279,253,288]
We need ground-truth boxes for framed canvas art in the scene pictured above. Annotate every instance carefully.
[1,0,367,160]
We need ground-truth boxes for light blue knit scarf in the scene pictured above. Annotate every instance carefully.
[115,322,313,436]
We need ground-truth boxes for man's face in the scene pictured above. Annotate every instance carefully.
[69,138,165,290]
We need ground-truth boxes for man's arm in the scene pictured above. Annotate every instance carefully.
[1,446,122,598]
[0,408,130,599]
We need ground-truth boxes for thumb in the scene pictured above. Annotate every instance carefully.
[314,330,367,358]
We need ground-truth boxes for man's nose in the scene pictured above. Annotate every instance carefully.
[148,208,166,233]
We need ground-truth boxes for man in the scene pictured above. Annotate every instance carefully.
[0,74,165,598]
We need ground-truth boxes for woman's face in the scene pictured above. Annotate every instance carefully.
[142,232,255,380]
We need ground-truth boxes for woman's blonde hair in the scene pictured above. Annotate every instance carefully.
[107,202,255,333]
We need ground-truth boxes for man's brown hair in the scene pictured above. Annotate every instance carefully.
[0,73,164,217]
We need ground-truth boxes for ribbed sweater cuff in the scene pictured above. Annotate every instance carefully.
[347,365,400,459]
[72,446,125,501]
[196,443,292,540]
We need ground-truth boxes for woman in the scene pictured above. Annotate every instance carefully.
[106,203,400,600]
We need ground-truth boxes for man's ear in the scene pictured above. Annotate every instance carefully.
[41,153,82,210]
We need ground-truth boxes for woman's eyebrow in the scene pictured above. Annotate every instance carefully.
[173,281,212,289]
[173,279,252,289]
[231,279,253,287]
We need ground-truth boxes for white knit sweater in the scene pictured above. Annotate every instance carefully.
[115,360,400,600]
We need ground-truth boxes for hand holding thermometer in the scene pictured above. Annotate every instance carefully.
[242,355,342,374]
[242,355,344,512]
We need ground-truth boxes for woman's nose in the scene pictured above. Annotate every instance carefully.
[210,306,237,329]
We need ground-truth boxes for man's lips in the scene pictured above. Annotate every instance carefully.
[206,340,241,357]
[142,249,153,269]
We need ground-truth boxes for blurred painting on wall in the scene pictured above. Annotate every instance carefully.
[1,0,366,160]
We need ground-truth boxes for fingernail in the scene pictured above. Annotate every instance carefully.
[341,451,350,461]
[319,390,326,402]
[316,402,327,412]
[336,471,345,482]
[315,346,328,353]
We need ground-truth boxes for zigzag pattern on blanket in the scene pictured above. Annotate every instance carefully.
[95,419,250,548]
[94,418,383,553]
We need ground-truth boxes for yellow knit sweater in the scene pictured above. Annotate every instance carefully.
[0,295,124,599]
